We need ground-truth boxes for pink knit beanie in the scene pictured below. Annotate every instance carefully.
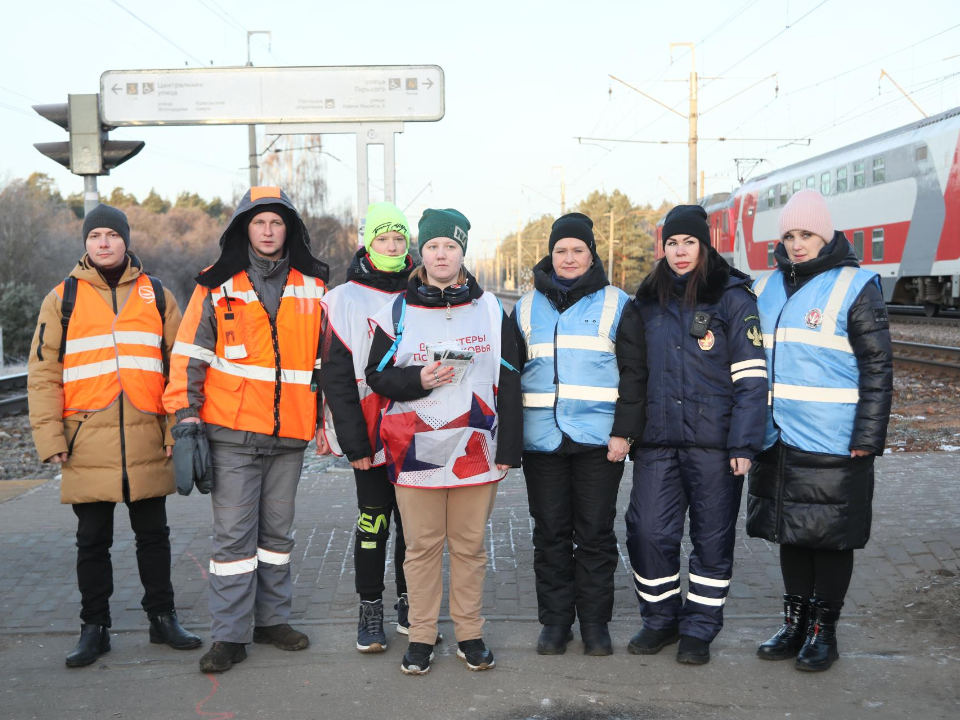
[778,189,834,241]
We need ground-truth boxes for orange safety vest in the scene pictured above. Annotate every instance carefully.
[197,269,325,441]
[55,275,166,418]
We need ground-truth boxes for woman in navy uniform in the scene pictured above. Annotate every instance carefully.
[621,205,767,665]
[747,190,892,672]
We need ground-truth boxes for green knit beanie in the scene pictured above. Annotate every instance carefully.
[417,208,470,255]
[363,201,410,251]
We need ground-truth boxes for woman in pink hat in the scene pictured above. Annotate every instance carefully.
[746,189,893,672]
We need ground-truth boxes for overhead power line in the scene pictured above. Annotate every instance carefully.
[109,0,207,66]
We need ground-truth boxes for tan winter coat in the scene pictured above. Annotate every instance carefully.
[27,254,182,504]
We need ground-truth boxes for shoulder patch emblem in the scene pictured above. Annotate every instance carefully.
[804,308,823,329]
[698,330,715,351]
[746,325,763,348]
[743,314,760,323]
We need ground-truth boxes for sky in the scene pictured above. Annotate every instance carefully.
[3,0,960,257]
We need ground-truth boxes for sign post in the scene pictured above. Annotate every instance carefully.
[100,65,444,223]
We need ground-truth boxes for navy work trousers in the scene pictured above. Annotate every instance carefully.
[625,447,742,643]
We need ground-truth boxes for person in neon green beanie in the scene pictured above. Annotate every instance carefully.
[364,202,411,272]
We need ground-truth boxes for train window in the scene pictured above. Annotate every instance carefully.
[722,212,729,234]
[767,242,776,267]
[873,157,885,183]
[837,167,847,192]
[872,228,884,261]
[854,161,865,188]
[821,172,831,195]
[806,176,816,189]
[915,145,928,161]
[779,184,788,205]
[767,187,775,209]
[853,230,864,260]
[792,179,802,194]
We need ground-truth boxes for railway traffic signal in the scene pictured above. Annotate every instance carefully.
[33,93,144,175]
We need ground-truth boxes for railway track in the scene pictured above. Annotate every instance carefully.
[0,373,28,416]
[892,340,960,377]
[888,313,960,329]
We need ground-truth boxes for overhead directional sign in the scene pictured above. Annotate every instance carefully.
[100,65,444,126]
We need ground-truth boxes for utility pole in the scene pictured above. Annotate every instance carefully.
[552,165,566,214]
[700,170,705,198]
[670,42,698,203]
[516,217,523,292]
[608,211,615,281]
[247,30,272,187]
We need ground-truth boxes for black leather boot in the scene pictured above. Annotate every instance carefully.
[198,641,247,673]
[757,594,809,661]
[627,625,680,655]
[537,624,574,655]
[65,624,110,668]
[796,598,842,672]
[580,623,613,656]
[150,611,203,650]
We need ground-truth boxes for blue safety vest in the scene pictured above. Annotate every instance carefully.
[754,266,879,456]
[516,286,628,452]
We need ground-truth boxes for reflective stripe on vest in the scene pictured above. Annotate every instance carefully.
[174,268,325,441]
[55,275,165,417]
[756,265,878,456]
[517,285,627,452]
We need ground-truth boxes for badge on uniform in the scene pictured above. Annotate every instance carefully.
[746,325,763,348]
[804,308,823,329]
[698,330,715,351]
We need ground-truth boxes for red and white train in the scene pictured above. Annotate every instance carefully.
[655,106,960,315]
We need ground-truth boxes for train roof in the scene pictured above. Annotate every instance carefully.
[655,192,732,227]
[749,105,960,184]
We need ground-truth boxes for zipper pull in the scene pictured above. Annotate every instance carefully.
[790,264,797,286]
[446,301,452,320]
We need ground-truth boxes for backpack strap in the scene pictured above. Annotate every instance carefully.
[57,277,78,363]
[375,295,407,372]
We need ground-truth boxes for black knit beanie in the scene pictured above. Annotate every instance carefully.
[661,204,709,247]
[549,212,595,252]
[82,203,130,247]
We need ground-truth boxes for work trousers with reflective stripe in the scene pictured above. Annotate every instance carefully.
[72,496,175,627]
[394,481,498,645]
[625,447,742,643]
[522,448,624,626]
[354,465,406,601]
[208,442,303,643]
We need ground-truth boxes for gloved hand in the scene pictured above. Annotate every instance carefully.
[171,420,213,495]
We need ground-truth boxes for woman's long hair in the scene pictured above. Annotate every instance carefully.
[417,265,468,286]
[651,245,709,307]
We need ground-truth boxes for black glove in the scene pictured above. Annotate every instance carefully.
[171,421,213,495]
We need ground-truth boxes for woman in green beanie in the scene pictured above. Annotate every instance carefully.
[365,208,523,675]
[321,202,417,654]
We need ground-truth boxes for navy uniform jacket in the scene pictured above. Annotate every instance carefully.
[631,249,767,460]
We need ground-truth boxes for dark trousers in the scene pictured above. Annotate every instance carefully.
[354,465,406,601]
[72,496,175,627]
[780,544,854,603]
[522,447,624,626]
[625,447,742,643]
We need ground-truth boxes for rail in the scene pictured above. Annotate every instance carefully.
[891,340,960,377]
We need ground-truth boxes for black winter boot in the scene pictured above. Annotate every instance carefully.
[757,594,809,661]
[252,623,310,650]
[65,624,110,667]
[198,641,247,673]
[676,634,711,665]
[580,623,613,656]
[537,624,574,655]
[796,598,842,672]
[149,611,203,650]
[627,625,680,655]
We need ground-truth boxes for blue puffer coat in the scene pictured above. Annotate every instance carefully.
[634,249,767,459]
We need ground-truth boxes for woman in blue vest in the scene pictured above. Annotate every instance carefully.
[622,205,767,665]
[512,212,641,657]
[747,189,892,672]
